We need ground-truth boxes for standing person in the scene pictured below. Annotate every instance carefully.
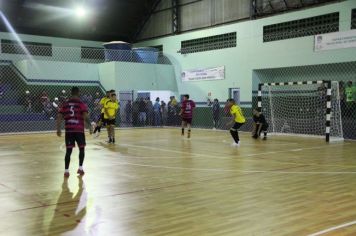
[168,96,178,126]
[56,87,92,177]
[104,93,119,144]
[138,97,146,126]
[212,99,220,130]
[226,99,246,147]
[25,90,33,112]
[161,101,167,125]
[93,90,111,138]
[345,81,356,118]
[125,100,132,123]
[153,97,161,126]
[252,109,268,140]
[179,94,196,138]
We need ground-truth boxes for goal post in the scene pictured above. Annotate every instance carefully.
[258,80,343,142]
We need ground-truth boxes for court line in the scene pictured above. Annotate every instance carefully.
[112,161,356,174]
[308,220,356,236]
[59,141,354,168]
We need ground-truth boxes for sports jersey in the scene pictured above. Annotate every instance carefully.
[230,104,246,123]
[59,98,88,133]
[100,97,110,113]
[181,100,196,118]
[253,114,267,124]
[104,100,119,119]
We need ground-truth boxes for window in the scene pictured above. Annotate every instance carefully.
[81,46,105,60]
[1,39,52,56]
[263,12,339,42]
[180,32,236,54]
[352,9,356,29]
[150,45,163,52]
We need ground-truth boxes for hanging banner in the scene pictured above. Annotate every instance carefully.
[181,66,225,82]
[314,29,356,52]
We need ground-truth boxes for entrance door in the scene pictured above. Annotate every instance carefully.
[119,91,134,126]
[229,88,240,105]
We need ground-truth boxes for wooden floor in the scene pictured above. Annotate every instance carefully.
[1,128,356,236]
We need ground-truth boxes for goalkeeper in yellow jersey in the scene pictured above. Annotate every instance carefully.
[104,93,119,144]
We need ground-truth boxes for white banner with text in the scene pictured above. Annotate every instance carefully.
[181,66,225,82]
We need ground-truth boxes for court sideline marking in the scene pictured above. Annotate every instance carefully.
[111,161,356,175]
[308,220,356,236]
[59,141,352,168]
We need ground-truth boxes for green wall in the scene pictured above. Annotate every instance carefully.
[98,62,177,92]
[14,60,99,83]
[135,0,356,104]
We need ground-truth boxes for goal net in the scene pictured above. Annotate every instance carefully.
[258,81,343,142]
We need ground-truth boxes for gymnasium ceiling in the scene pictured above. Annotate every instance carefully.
[0,0,157,42]
[254,0,340,17]
[0,0,341,43]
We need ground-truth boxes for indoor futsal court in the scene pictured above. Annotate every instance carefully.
[1,0,356,236]
[1,129,356,235]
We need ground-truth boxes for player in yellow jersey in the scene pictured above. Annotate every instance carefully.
[93,90,113,138]
[104,93,119,144]
[226,98,246,147]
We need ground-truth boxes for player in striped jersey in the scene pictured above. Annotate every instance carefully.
[57,87,92,177]
[179,94,196,138]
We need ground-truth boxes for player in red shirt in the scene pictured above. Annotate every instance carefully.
[179,94,196,138]
[56,87,92,177]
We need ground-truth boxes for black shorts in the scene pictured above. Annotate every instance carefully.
[182,117,192,124]
[65,132,86,148]
[257,123,269,131]
[100,113,108,126]
[231,122,244,131]
[106,119,116,126]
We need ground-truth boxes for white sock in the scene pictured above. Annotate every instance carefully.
[79,166,83,170]
[65,169,69,173]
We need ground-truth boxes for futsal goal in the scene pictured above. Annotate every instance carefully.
[258,80,343,142]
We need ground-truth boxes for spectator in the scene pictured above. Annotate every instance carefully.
[138,97,146,126]
[161,101,167,126]
[212,99,220,129]
[0,79,4,98]
[345,81,356,118]
[146,97,154,126]
[168,96,178,126]
[132,98,139,126]
[52,97,60,118]
[153,97,161,126]
[40,91,49,105]
[125,100,132,123]
[25,90,33,112]
[43,100,54,119]
[339,81,346,117]
[223,99,232,117]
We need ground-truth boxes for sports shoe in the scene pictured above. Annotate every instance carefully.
[262,136,267,140]
[231,142,240,147]
[107,138,112,143]
[64,172,70,178]
[112,138,115,144]
[77,169,85,176]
